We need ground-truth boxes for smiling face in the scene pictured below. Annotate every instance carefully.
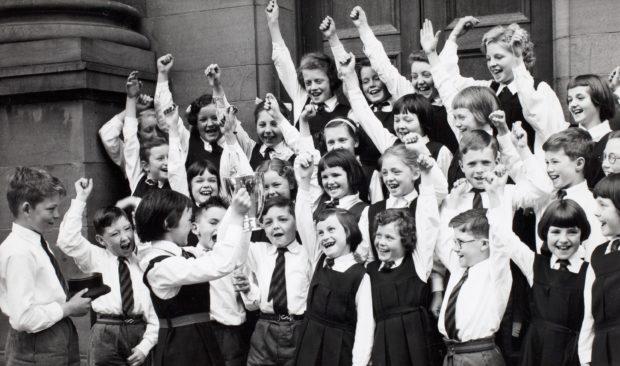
[453,108,484,135]
[595,197,620,237]
[393,111,424,140]
[192,206,226,251]
[196,104,222,143]
[320,166,351,200]
[486,43,516,84]
[374,221,405,262]
[302,68,332,104]
[316,214,350,259]
[360,66,387,104]
[98,216,135,258]
[459,147,497,190]
[546,225,581,260]
[138,114,158,141]
[452,226,489,267]
[24,194,61,233]
[144,144,169,181]
[324,124,358,153]
[262,206,296,248]
[380,155,420,198]
[168,207,193,247]
[602,139,620,176]
[263,170,292,199]
[190,169,219,205]
[545,149,584,190]
[568,86,600,127]
[256,110,284,147]
[410,61,435,98]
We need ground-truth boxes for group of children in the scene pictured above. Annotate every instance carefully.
[3,0,620,365]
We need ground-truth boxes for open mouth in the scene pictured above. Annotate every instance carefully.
[553,243,573,253]
[272,232,284,239]
[326,184,341,194]
[385,182,399,190]
[490,67,503,76]
[309,90,322,98]
[570,107,584,118]
[376,246,390,256]
[120,241,132,251]
[199,186,213,196]
[322,239,335,249]
[161,167,168,173]
[367,88,380,95]
[416,84,430,91]
[211,231,217,243]
[548,174,559,182]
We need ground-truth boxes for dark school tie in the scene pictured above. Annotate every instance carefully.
[181,250,195,259]
[40,237,68,296]
[263,146,274,159]
[556,259,570,271]
[325,257,335,269]
[145,178,157,187]
[371,100,390,113]
[118,257,134,316]
[472,188,484,209]
[268,247,288,314]
[445,268,469,340]
[497,86,513,107]
[325,198,340,209]
[313,102,326,113]
[380,260,395,273]
[555,189,567,200]
[611,239,620,252]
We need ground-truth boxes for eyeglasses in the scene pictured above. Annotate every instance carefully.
[452,238,485,250]
[603,153,619,164]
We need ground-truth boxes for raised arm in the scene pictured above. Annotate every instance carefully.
[165,105,190,198]
[99,111,126,168]
[294,153,321,263]
[123,71,144,194]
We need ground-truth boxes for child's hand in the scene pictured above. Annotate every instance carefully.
[136,94,154,112]
[294,152,314,183]
[127,347,146,366]
[232,271,251,293]
[74,178,93,202]
[222,105,239,135]
[420,19,441,55]
[609,66,620,92]
[349,6,368,28]
[430,292,443,318]
[163,104,179,131]
[489,110,510,136]
[483,164,508,194]
[319,16,337,39]
[511,121,528,149]
[264,93,284,121]
[231,188,252,216]
[126,71,142,99]
[510,28,526,58]
[299,104,317,130]
[204,64,221,87]
[336,52,356,79]
[62,288,92,317]
[402,132,432,155]
[265,0,279,24]
[417,154,435,172]
[445,178,469,210]
[157,54,174,75]
[449,16,479,41]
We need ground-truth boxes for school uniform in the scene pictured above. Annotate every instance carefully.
[248,141,295,170]
[140,217,247,366]
[0,223,79,366]
[504,225,587,366]
[57,199,158,365]
[578,239,620,366]
[312,193,368,222]
[435,208,513,366]
[582,120,612,189]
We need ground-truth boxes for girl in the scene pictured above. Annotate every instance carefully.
[601,131,620,176]
[265,0,349,148]
[566,75,616,187]
[579,173,620,366]
[256,158,297,200]
[501,199,590,366]
[185,93,225,170]
[247,98,296,169]
[136,188,251,366]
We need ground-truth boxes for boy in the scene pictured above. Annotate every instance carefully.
[435,169,513,365]
[192,196,257,366]
[239,196,312,366]
[57,178,158,366]
[0,167,91,365]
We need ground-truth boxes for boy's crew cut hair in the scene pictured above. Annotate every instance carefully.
[6,167,66,217]
[193,196,229,221]
[316,208,363,252]
[134,189,192,242]
[93,206,132,236]
[260,196,295,220]
[374,208,417,254]
[458,129,500,160]
[542,127,593,161]
[448,208,490,239]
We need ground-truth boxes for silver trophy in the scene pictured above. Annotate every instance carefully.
[223,172,265,231]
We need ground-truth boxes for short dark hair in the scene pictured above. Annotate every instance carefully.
[186,93,215,127]
[297,52,341,94]
[134,189,192,242]
[193,195,229,221]
[567,74,616,122]
[374,209,417,254]
[317,149,365,195]
[187,159,220,193]
[94,206,132,236]
[538,198,591,244]
[459,130,499,160]
[393,93,434,136]
[408,51,429,64]
[139,136,168,162]
[316,208,362,252]
[256,158,297,198]
[260,196,295,220]
[449,208,490,239]
[6,167,66,217]
[593,173,620,212]
[542,127,593,161]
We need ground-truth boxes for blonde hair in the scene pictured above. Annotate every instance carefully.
[452,86,500,127]
[481,24,536,70]
[379,144,420,172]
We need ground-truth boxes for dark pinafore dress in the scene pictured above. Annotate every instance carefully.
[589,243,620,366]
[143,255,224,366]
[248,143,296,171]
[294,255,366,366]
[367,255,440,366]
[312,194,368,222]
[519,254,587,366]
[298,98,350,155]
[132,175,171,198]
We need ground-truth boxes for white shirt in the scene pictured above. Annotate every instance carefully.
[56,199,158,355]
[98,114,126,168]
[0,223,67,333]
[139,213,247,300]
[580,120,611,143]
[435,208,512,341]
[296,191,374,366]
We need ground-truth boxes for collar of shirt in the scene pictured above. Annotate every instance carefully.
[260,140,293,157]
[324,252,357,270]
[335,193,363,210]
[150,240,183,257]
[200,135,226,152]
[318,95,339,113]
[11,222,42,245]
[371,99,393,112]
[606,236,620,253]
[580,120,611,143]
[431,95,443,107]
[550,246,585,272]
[266,240,301,256]
[564,180,589,197]
[386,189,418,208]
[379,255,405,271]
[496,80,518,96]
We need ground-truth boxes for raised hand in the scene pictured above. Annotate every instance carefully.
[489,110,510,136]
[294,152,315,184]
[510,28,526,58]
[222,105,239,135]
[126,71,142,99]
[136,94,154,112]
[299,104,317,135]
[449,16,479,41]
[231,188,252,216]
[445,178,470,210]
[420,19,441,54]
[483,164,508,194]
[157,54,174,75]
[336,52,356,78]
[349,6,367,28]
[417,154,435,172]
[264,93,284,120]
[74,178,93,202]
[609,66,620,91]
[511,121,528,149]
[204,64,221,87]
[265,0,279,24]
[319,16,337,38]
[163,103,180,132]
[402,132,432,155]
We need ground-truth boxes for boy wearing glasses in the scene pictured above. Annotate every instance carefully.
[434,168,512,365]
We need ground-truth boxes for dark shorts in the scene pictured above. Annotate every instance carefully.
[247,318,303,366]
[442,347,505,366]
[5,317,80,366]
[89,322,147,366]
[211,321,248,366]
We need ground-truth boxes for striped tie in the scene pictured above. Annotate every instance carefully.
[268,247,288,314]
[445,268,469,340]
[118,258,134,316]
